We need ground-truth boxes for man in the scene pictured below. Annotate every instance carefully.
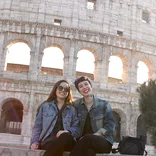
[70,76,115,156]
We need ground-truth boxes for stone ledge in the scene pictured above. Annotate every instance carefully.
[0,147,153,156]
[0,147,45,156]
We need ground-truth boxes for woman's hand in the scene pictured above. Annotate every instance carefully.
[30,143,39,150]
[56,130,69,138]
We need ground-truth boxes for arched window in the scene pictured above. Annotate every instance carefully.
[137,61,149,84]
[0,99,23,135]
[76,50,95,73]
[5,42,30,72]
[42,47,64,69]
[108,56,123,79]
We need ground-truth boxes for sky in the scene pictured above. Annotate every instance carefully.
[7,42,30,65]
[42,47,64,69]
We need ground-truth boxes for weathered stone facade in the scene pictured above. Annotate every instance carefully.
[0,0,156,148]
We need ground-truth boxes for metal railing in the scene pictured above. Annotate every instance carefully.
[6,121,22,135]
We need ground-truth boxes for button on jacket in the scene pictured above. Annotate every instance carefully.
[74,95,116,145]
[31,100,80,145]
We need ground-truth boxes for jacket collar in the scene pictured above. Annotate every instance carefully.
[48,99,71,109]
[92,96,100,108]
[79,95,100,108]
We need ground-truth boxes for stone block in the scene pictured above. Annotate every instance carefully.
[0,147,152,156]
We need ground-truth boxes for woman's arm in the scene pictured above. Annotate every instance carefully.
[95,102,116,137]
[30,105,43,148]
[66,107,80,139]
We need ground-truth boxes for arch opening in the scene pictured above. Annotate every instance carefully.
[41,46,64,76]
[0,99,23,135]
[76,49,95,80]
[5,42,30,73]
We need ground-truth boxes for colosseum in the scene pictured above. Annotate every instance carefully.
[0,0,156,153]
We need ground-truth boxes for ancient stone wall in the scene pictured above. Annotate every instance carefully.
[0,0,156,147]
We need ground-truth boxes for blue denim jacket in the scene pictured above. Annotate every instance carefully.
[74,96,116,145]
[31,100,80,145]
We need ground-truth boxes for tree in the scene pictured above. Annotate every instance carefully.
[137,79,156,147]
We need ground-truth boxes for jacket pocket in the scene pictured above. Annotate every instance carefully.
[63,116,72,128]
[42,111,54,118]
[95,114,105,119]
[94,114,105,128]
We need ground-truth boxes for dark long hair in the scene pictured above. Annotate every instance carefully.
[37,80,73,113]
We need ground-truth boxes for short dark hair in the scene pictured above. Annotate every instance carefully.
[74,76,92,91]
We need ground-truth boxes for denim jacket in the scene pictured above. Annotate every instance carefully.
[31,100,80,145]
[74,96,116,145]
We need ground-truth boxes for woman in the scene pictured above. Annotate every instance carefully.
[70,76,116,156]
[30,80,80,156]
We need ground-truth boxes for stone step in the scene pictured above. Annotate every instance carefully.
[0,146,153,156]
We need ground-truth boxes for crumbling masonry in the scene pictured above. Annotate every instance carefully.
[0,0,156,147]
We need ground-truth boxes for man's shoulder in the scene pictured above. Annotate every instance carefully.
[73,98,83,107]
[94,96,109,105]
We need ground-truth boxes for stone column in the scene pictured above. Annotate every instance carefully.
[152,68,156,79]
[0,33,6,73]
[94,58,103,82]
[149,67,155,80]
[63,55,70,77]
[63,39,76,81]
[28,34,42,81]
[97,45,110,85]
[21,89,34,145]
[129,52,138,93]
[150,12,156,26]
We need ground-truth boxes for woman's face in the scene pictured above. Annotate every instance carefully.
[78,81,92,97]
[56,82,70,100]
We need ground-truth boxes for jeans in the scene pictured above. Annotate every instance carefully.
[41,132,75,156]
[69,134,112,156]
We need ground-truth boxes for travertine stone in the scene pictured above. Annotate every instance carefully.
[0,0,156,152]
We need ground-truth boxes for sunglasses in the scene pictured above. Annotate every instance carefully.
[57,85,70,93]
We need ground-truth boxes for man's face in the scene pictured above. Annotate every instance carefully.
[77,80,92,97]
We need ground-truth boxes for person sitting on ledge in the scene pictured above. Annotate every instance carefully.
[69,76,116,156]
[30,80,80,156]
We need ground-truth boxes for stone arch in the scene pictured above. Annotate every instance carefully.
[137,114,147,143]
[73,41,102,80]
[0,98,24,135]
[40,43,65,76]
[109,53,128,83]
[5,40,31,72]
[133,54,155,80]
[138,58,154,80]
[75,47,97,80]
[40,36,69,55]
[4,33,33,50]
[44,43,65,54]
[74,44,99,61]
[7,39,31,49]
[112,108,127,141]
[76,49,95,71]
